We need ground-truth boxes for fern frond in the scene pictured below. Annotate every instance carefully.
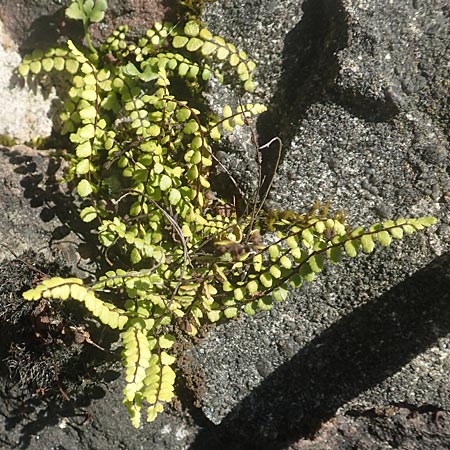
[18,3,438,427]
[23,278,129,329]
[122,323,176,427]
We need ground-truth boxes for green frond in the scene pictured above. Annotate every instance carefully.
[23,277,129,329]
[18,3,437,427]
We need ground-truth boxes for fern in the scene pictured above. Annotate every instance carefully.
[19,0,437,427]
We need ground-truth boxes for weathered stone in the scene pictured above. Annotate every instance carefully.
[0,0,449,449]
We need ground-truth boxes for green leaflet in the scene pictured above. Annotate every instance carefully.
[18,2,437,428]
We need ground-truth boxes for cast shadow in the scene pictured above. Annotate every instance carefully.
[4,146,99,269]
[256,0,400,195]
[190,252,450,449]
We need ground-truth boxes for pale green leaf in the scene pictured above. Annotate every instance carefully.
[79,123,95,139]
[183,120,199,134]
[229,53,240,66]
[65,59,79,74]
[30,61,41,74]
[76,140,92,158]
[243,302,257,315]
[260,272,273,288]
[79,105,97,120]
[344,240,359,258]
[233,287,245,301]
[268,244,280,260]
[377,230,392,247]
[360,234,375,253]
[286,235,299,249]
[209,126,221,141]
[269,264,282,279]
[147,125,160,136]
[172,36,189,48]
[252,253,263,272]
[18,63,30,77]
[280,255,292,269]
[66,2,84,20]
[246,280,259,294]
[201,42,217,55]
[207,310,222,322]
[77,179,93,197]
[130,248,142,264]
[257,296,272,311]
[272,286,288,302]
[224,307,238,318]
[184,21,200,37]
[124,62,141,77]
[76,158,90,175]
[244,79,255,92]
[42,58,54,72]
[176,108,191,122]
[168,188,181,205]
[159,174,172,191]
[159,334,176,349]
[186,37,203,52]
[216,47,229,60]
[90,0,107,22]
[54,57,65,71]
[222,104,232,118]
[388,226,403,239]
[80,206,97,223]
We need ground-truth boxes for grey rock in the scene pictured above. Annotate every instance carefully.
[188,1,450,447]
[0,0,449,449]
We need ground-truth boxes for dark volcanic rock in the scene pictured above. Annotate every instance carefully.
[0,0,449,449]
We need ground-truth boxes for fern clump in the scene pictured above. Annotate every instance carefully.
[19,0,436,427]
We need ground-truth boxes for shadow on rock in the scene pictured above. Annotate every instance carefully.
[256,0,401,198]
[257,0,349,194]
[190,252,450,450]
[0,253,121,449]
[4,146,100,270]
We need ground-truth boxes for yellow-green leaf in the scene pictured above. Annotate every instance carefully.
[344,240,359,258]
[361,234,375,253]
[80,206,97,223]
[260,272,273,288]
[159,174,172,191]
[169,188,181,205]
[184,21,200,37]
[217,47,229,60]
[272,286,288,302]
[159,334,176,349]
[76,140,92,157]
[186,37,203,52]
[201,41,217,55]
[77,179,93,197]
[377,230,392,247]
[224,307,238,318]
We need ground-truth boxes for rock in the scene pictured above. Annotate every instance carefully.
[0,21,55,142]
[189,0,450,446]
[0,0,449,449]
[0,0,176,143]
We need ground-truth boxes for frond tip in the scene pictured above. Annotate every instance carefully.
[122,322,177,427]
[22,278,129,330]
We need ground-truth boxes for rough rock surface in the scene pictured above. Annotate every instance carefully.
[0,22,55,143]
[0,0,449,449]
